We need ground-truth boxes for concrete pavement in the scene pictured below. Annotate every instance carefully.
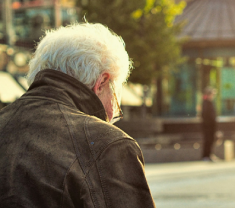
[145,160,235,208]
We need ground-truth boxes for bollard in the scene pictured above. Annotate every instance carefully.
[224,140,234,161]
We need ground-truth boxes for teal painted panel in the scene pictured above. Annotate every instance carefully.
[221,67,235,99]
[168,63,197,116]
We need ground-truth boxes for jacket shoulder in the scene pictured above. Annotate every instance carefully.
[84,116,137,158]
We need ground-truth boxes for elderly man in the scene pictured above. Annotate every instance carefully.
[0,23,155,207]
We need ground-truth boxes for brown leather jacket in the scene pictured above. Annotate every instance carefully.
[0,69,155,208]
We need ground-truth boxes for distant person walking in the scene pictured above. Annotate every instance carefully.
[201,87,217,161]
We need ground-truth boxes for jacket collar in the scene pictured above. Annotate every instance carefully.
[25,69,108,122]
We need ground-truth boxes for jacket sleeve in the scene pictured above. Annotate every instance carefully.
[95,139,156,208]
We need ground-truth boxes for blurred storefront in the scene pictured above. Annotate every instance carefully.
[0,0,79,62]
[0,0,78,46]
[0,0,79,107]
[162,0,235,117]
[12,0,78,46]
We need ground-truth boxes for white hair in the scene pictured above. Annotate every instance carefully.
[27,23,132,89]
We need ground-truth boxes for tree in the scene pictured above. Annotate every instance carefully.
[77,0,186,116]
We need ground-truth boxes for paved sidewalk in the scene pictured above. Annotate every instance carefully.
[145,160,235,208]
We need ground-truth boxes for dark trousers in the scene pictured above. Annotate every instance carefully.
[202,126,216,158]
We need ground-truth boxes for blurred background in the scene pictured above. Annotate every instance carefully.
[1,0,235,163]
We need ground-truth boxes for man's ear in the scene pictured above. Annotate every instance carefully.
[93,73,110,95]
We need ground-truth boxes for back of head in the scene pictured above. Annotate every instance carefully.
[203,86,217,96]
[27,23,132,89]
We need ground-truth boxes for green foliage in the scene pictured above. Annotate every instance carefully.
[77,0,186,85]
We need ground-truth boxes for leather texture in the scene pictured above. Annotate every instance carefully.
[0,69,156,208]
